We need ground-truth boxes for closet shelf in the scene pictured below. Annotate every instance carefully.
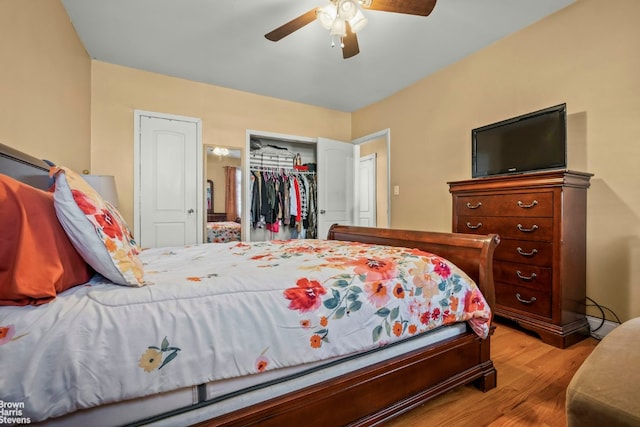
[250,149,297,169]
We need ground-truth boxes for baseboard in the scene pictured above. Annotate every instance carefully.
[586,316,619,338]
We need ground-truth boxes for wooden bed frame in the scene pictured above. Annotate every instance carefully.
[193,225,499,427]
[1,142,500,427]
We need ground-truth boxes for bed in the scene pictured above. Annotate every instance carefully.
[206,221,241,243]
[0,142,500,427]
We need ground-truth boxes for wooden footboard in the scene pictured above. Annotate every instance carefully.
[327,224,499,311]
[194,225,500,427]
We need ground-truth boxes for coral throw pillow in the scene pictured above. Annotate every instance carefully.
[51,166,145,286]
[0,174,94,306]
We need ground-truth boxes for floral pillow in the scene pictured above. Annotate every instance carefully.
[105,200,140,253]
[50,166,145,287]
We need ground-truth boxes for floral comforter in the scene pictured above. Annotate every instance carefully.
[206,221,241,243]
[0,239,491,422]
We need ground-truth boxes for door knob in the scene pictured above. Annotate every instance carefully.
[187,208,194,215]
[320,209,326,214]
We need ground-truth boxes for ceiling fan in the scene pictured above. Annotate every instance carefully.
[265,0,437,59]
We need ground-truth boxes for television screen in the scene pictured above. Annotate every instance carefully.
[472,104,567,178]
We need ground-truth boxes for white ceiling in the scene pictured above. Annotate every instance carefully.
[61,0,575,112]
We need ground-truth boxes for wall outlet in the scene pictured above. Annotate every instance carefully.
[393,185,400,196]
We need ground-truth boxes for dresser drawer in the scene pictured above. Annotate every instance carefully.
[494,261,552,291]
[494,238,553,266]
[495,282,551,318]
[455,192,553,218]
[456,216,553,241]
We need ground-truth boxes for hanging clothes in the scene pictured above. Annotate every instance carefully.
[306,175,318,239]
[282,176,291,226]
[249,167,316,241]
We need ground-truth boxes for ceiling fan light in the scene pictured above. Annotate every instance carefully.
[338,0,358,19]
[317,4,337,30]
[212,147,229,157]
[329,18,346,37]
[348,10,368,33]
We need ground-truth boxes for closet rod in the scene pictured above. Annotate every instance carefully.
[249,166,316,175]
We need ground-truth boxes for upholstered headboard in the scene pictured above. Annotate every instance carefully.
[0,143,51,190]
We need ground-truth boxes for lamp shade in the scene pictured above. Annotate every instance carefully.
[330,18,346,37]
[83,175,119,208]
[317,4,337,29]
[349,10,368,33]
[338,0,358,19]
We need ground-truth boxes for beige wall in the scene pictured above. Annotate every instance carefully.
[352,0,640,321]
[0,0,91,171]
[90,61,351,229]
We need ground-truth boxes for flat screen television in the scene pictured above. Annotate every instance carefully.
[471,103,567,178]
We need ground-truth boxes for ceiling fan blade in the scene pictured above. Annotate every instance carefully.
[342,22,360,59]
[265,8,319,42]
[362,0,437,16]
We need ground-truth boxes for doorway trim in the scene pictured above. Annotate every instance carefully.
[352,128,391,228]
[204,144,244,240]
[133,110,204,245]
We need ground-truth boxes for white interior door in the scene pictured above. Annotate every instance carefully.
[359,153,377,227]
[352,129,391,228]
[317,137,355,238]
[136,113,202,248]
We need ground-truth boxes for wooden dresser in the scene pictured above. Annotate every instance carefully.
[207,212,227,222]
[449,170,593,348]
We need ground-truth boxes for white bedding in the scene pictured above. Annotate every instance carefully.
[0,239,491,423]
[37,324,467,427]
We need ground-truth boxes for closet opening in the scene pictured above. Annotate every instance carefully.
[246,132,318,242]
[245,129,383,242]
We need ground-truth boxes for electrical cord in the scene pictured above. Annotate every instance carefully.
[585,296,622,339]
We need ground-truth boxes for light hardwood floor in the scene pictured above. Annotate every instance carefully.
[386,320,598,427]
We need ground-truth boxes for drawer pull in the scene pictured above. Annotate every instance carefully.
[516,247,538,257]
[517,200,539,209]
[466,222,483,230]
[517,223,539,233]
[516,270,537,281]
[466,202,482,209]
[515,293,537,304]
